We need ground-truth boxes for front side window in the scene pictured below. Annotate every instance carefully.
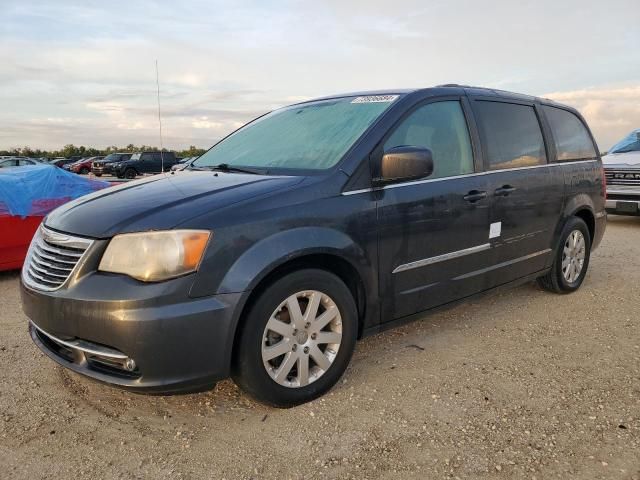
[383,101,474,179]
[475,101,547,170]
[195,96,398,171]
[543,106,597,161]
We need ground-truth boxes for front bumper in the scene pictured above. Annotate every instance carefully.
[93,163,117,175]
[605,197,640,216]
[21,273,243,393]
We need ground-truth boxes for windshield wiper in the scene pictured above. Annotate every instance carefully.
[207,163,262,175]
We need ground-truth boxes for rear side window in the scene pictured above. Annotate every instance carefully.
[383,100,474,179]
[543,106,597,161]
[475,101,547,170]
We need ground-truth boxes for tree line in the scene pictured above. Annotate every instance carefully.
[0,144,207,159]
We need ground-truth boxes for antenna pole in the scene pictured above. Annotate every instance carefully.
[155,59,165,174]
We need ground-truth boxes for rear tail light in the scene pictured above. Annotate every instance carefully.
[600,165,607,199]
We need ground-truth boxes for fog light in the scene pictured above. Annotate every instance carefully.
[124,358,137,371]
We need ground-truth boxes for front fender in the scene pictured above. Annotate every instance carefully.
[215,226,372,294]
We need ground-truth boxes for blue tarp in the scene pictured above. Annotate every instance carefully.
[610,129,640,154]
[0,164,109,218]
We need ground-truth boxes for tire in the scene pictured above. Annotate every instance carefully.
[79,167,89,174]
[537,216,591,294]
[124,168,136,179]
[116,174,124,179]
[232,269,358,407]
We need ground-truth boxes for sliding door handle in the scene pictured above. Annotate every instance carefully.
[495,185,517,197]
[463,190,488,203]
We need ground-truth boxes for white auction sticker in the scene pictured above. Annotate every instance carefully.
[351,95,399,104]
[489,221,502,239]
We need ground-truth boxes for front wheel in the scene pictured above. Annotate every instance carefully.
[232,269,357,407]
[537,216,591,294]
[79,167,89,174]
[124,168,136,179]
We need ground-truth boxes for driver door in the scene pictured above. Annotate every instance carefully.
[377,98,493,321]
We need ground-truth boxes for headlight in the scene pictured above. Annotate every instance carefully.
[99,230,211,282]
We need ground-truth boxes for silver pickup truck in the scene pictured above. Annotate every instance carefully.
[603,129,640,216]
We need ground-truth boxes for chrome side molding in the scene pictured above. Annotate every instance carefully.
[392,243,491,274]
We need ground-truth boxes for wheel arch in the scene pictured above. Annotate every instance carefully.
[572,208,595,243]
[555,194,596,244]
[223,228,375,371]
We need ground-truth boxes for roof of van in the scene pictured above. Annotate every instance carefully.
[298,84,562,107]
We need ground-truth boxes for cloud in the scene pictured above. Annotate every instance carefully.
[0,0,638,150]
[544,85,640,150]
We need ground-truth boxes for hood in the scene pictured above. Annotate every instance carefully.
[602,151,640,167]
[45,171,303,238]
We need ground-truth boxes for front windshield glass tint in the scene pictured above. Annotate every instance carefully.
[194,96,399,171]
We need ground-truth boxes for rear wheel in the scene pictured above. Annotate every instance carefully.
[124,168,136,179]
[537,216,591,294]
[232,269,357,407]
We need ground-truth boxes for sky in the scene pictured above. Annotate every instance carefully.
[0,0,638,152]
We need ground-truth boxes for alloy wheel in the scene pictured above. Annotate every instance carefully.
[261,290,342,388]
[562,230,586,283]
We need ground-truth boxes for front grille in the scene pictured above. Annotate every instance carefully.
[605,168,640,186]
[22,226,93,291]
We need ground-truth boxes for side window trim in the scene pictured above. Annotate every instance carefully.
[460,95,484,173]
[533,102,553,166]
[371,95,478,180]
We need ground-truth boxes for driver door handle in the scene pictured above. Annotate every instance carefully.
[463,190,488,203]
[495,185,517,197]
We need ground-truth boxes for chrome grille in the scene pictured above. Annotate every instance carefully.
[22,226,93,291]
[605,168,640,186]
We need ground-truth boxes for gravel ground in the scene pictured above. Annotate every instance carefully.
[1,216,639,480]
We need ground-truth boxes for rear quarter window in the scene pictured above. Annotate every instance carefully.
[543,106,597,161]
[474,101,547,170]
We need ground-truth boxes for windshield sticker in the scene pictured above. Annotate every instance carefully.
[351,95,399,104]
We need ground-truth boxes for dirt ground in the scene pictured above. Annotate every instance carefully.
[1,216,638,479]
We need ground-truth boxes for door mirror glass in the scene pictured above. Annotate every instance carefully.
[377,146,433,184]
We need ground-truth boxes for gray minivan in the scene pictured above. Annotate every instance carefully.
[21,85,606,406]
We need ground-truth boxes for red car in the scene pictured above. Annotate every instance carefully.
[69,156,103,174]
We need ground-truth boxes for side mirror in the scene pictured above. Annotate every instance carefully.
[375,145,434,185]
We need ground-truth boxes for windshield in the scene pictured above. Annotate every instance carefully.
[610,130,640,154]
[194,95,399,171]
[103,154,121,162]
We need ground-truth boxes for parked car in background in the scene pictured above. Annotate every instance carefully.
[92,153,133,176]
[62,156,84,170]
[69,156,104,175]
[0,157,40,168]
[603,129,640,216]
[49,158,76,168]
[20,86,606,407]
[112,151,177,178]
[170,156,198,171]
